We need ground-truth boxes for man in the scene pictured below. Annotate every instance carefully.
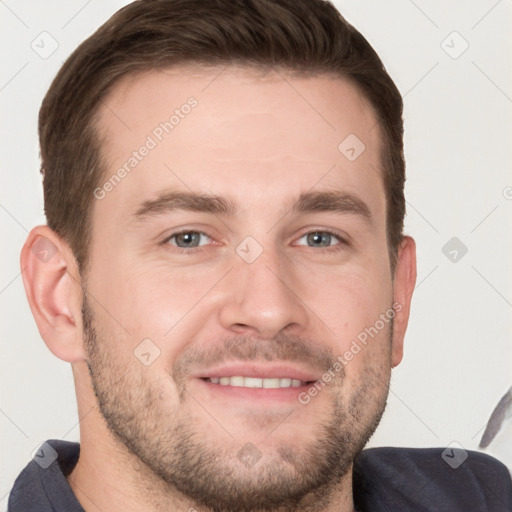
[9,0,512,511]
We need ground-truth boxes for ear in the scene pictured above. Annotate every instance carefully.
[20,225,86,362]
[390,236,417,367]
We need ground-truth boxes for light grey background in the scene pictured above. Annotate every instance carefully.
[1,0,511,505]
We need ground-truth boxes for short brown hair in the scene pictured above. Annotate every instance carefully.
[39,0,405,275]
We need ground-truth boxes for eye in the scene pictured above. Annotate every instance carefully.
[164,231,212,249]
[296,231,344,249]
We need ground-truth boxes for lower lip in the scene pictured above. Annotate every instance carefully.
[194,378,314,403]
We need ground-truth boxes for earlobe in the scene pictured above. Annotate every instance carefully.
[391,236,417,368]
[20,226,86,363]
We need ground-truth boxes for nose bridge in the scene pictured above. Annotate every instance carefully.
[244,250,289,303]
[218,240,308,336]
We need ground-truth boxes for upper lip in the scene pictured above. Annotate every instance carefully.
[193,362,320,382]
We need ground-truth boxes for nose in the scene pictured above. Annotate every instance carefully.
[217,245,309,338]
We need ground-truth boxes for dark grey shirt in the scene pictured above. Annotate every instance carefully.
[8,439,512,511]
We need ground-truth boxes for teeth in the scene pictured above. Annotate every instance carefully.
[280,378,292,387]
[206,376,306,388]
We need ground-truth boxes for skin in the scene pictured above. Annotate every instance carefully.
[21,66,416,512]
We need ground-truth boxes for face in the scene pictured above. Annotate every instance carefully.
[83,66,397,511]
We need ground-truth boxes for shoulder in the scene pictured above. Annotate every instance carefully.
[353,446,512,512]
[8,440,82,512]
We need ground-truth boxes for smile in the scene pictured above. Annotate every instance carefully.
[203,376,311,388]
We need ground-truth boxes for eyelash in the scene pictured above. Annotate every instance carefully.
[162,231,212,255]
[161,229,349,255]
[294,230,348,254]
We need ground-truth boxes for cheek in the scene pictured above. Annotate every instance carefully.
[125,263,220,334]
[87,260,213,379]
[298,261,393,343]
[301,261,394,390]
[89,250,191,330]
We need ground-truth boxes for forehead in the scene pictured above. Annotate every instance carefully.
[93,66,384,221]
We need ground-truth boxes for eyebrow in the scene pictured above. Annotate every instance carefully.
[131,190,372,224]
[292,191,371,221]
[132,191,237,221]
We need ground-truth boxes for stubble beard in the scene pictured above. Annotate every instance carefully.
[82,295,391,512]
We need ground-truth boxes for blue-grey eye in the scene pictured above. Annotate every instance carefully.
[297,231,340,248]
[168,231,209,248]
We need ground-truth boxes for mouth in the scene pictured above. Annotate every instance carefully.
[202,376,314,388]
[195,377,316,404]
[192,362,319,403]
